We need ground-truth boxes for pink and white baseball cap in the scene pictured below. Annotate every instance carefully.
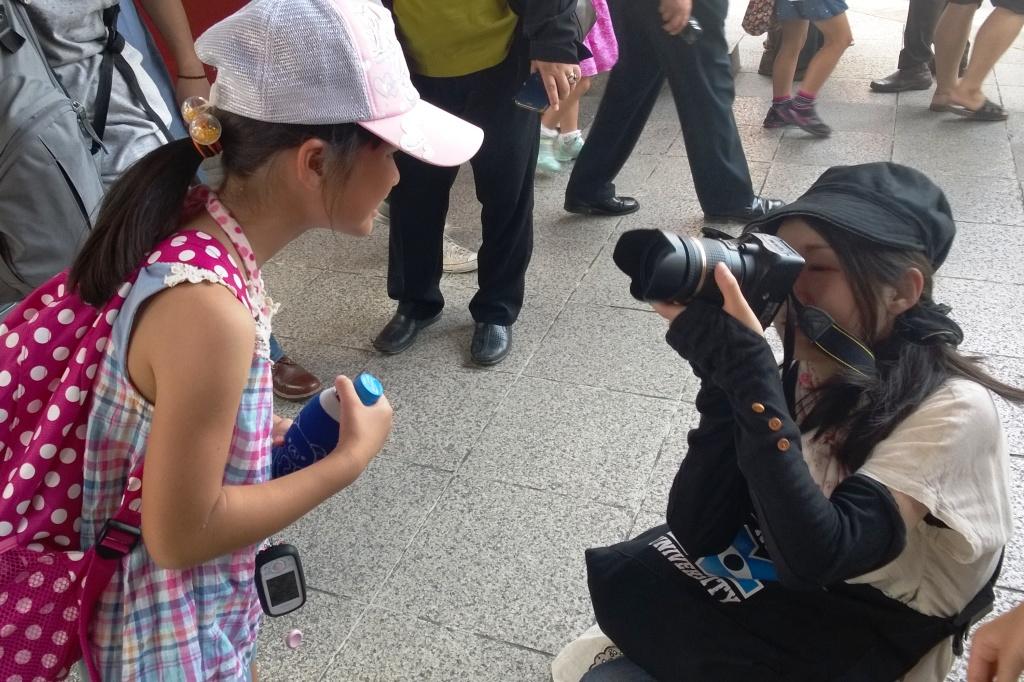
[194,0,483,167]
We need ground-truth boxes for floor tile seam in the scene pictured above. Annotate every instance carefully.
[373,451,462,476]
[997,585,1024,597]
[630,403,687,527]
[982,352,1024,366]
[937,272,1024,285]
[517,365,689,402]
[361,373,526,610]
[956,219,1024,229]
[332,600,559,659]
[490,371,687,405]
[361,469,462,611]
[888,164,1021,182]
[1009,142,1024,198]
[936,272,1024,289]
[313,597,374,682]
[889,96,899,151]
[443,465,648,515]
[299,268,386,287]
[264,265,331,297]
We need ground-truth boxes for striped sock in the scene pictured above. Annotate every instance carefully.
[793,90,816,111]
[772,95,792,105]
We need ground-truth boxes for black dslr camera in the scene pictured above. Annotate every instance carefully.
[612,229,805,329]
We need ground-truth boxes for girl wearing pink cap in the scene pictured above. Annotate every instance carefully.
[0,0,480,679]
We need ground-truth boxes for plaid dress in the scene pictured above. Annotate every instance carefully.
[78,251,272,679]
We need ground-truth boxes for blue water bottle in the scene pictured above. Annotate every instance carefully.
[271,372,384,478]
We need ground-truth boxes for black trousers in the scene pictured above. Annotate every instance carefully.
[566,0,754,215]
[386,37,537,327]
[898,0,971,69]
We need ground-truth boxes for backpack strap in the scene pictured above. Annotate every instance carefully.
[0,0,26,53]
[78,463,145,682]
[950,550,1003,656]
[92,4,172,153]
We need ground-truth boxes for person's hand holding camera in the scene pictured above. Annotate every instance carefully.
[652,263,762,334]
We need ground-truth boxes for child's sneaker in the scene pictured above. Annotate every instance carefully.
[554,130,585,161]
[763,103,790,129]
[537,134,562,173]
[781,102,832,137]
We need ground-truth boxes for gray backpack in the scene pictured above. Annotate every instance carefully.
[0,0,171,307]
[0,0,105,304]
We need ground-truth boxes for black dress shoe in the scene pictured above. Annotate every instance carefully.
[870,66,932,93]
[704,196,784,222]
[564,195,640,216]
[470,323,510,366]
[372,311,441,354]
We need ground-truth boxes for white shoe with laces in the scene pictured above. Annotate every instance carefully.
[442,233,478,273]
[375,201,478,274]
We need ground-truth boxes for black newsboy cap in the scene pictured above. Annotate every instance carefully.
[745,162,956,269]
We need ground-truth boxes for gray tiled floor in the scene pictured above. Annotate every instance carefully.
[256,2,1024,680]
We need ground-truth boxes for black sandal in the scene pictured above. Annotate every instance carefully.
[947,98,1009,121]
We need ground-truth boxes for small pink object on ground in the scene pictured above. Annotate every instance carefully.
[286,629,303,649]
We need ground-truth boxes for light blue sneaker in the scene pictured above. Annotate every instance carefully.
[555,130,585,161]
[537,134,562,173]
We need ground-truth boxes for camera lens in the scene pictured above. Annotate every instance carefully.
[641,235,750,305]
[614,229,805,328]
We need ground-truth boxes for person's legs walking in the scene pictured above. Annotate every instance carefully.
[948,5,1024,117]
[778,12,851,136]
[872,0,944,90]
[564,0,665,213]
[932,1,977,108]
[901,0,946,70]
[766,20,809,127]
[655,0,766,216]
[873,0,971,91]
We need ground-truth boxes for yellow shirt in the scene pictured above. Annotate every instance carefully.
[392,1,518,78]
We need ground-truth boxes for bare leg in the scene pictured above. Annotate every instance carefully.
[251,662,258,682]
[932,2,976,107]
[801,13,853,94]
[773,20,809,97]
[541,105,561,130]
[951,7,1024,110]
[541,77,592,131]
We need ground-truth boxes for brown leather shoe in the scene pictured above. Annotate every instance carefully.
[272,356,322,401]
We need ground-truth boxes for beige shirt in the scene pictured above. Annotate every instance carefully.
[802,378,1012,682]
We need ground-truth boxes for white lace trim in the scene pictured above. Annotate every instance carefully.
[163,263,224,289]
[163,263,272,359]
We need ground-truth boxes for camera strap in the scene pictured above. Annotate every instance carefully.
[788,297,876,378]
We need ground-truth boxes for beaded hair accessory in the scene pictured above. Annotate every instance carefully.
[180,96,223,158]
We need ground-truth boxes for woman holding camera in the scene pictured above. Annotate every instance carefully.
[577,163,1022,681]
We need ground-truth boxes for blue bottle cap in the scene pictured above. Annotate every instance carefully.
[354,372,384,406]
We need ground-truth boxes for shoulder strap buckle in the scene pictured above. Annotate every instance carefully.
[95,518,141,559]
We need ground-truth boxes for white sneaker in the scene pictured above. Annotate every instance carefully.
[555,130,585,161]
[375,201,478,273]
[442,233,478,273]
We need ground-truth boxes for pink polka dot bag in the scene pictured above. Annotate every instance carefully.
[0,226,249,681]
